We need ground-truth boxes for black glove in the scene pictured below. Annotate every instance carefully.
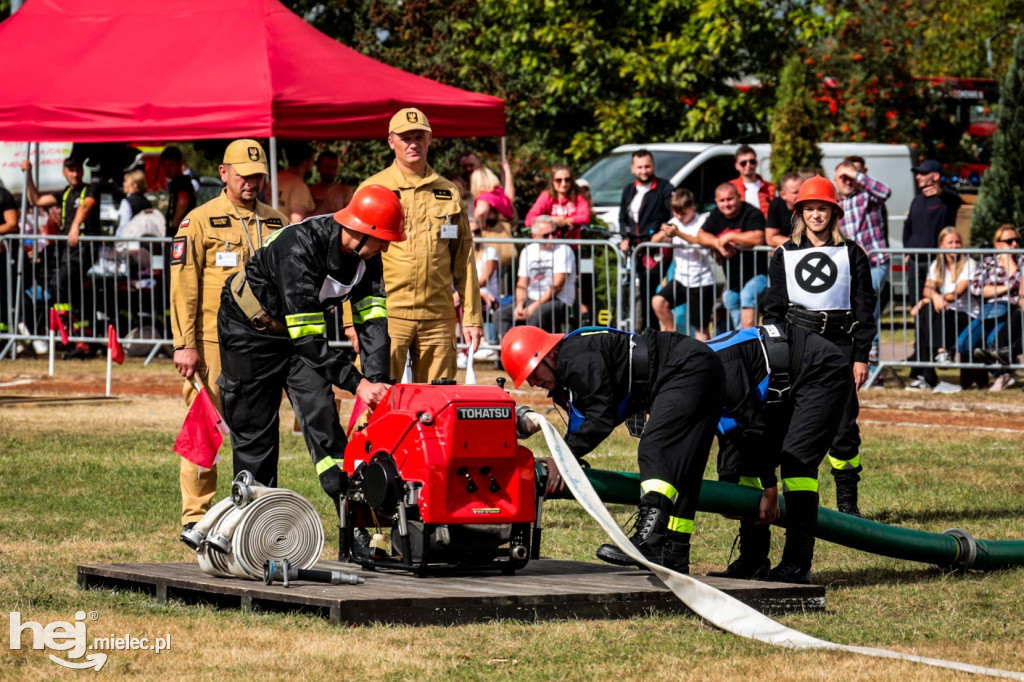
[516,405,536,439]
[318,462,347,499]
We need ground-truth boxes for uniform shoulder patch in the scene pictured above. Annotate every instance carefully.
[209,216,231,228]
[265,217,283,228]
[432,188,453,201]
[171,237,187,265]
[178,218,190,230]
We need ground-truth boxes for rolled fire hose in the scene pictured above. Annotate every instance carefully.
[547,469,1024,571]
[528,413,1024,680]
[186,472,326,581]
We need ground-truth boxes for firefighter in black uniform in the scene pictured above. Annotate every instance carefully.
[703,323,851,584]
[763,176,876,517]
[216,185,405,499]
[502,325,725,573]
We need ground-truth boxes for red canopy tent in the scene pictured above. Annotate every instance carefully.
[0,0,505,141]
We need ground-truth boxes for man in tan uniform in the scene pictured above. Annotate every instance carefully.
[170,139,287,533]
[277,142,317,224]
[347,108,483,381]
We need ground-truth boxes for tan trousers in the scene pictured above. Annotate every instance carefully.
[388,316,457,383]
[180,341,221,525]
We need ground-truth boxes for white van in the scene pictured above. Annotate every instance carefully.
[580,142,914,249]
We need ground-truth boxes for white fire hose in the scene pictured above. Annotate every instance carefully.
[528,413,1024,681]
[183,472,326,581]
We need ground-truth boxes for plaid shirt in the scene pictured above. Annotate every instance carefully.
[970,254,1024,304]
[838,172,891,266]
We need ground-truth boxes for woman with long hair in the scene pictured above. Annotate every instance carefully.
[524,164,590,240]
[763,176,876,519]
[906,227,977,390]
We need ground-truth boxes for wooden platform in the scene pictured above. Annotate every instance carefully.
[78,559,824,626]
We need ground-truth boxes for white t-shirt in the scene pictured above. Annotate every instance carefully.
[669,213,715,287]
[629,182,652,224]
[743,180,762,210]
[476,246,500,297]
[928,256,979,317]
[518,243,577,306]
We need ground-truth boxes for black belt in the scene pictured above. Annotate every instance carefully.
[786,306,857,335]
[759,324,792,403]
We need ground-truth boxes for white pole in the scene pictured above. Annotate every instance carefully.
[48,326,54,376]
[105,346,112,397]
[269,136,279,211]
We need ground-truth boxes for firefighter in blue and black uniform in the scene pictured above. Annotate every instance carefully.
[502,325,725,573]
[763,176,876,517]
[704,323,851,583]
[216,185,405,499]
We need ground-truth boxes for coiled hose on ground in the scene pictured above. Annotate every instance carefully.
[547,469,1024,571]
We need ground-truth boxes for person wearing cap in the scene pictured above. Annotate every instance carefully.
[903,160,963,308]
[346,108,483,382]
[170,139,288,534]
[762,176,876,517]
[503,324,725,574]
[160,147,198,238]
[215,184,404,505]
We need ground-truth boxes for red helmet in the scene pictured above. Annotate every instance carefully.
[334,184,407,242]
[794,175,844,219]
[500,326,564,388]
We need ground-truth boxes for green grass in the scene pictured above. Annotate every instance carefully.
[1,392,1023,680]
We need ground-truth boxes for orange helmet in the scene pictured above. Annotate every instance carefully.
[794,175,843,219]
[500,326,564,388]
[333,184,407,242]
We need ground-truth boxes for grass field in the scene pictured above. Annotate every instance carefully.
[1,358,1023,680]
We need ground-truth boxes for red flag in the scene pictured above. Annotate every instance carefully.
[174,388,226,469]
[107,325,124,365]
[346,396,369,437]
[50,307,69,345]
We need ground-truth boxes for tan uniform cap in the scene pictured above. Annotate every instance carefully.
[389,108,432,135]
[223,139,269,176]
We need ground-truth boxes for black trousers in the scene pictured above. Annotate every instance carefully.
[824,335,861,478]
[914,307,971,385]
[217,288,345,488]
[638,335,725,523]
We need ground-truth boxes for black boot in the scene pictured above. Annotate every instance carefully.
[596,499,668,568]
[707,519,771,580]
[833,471,861,517]
[662,531,691,574]
[769,492,818,584]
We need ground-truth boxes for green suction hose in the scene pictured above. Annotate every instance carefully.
[547,468,1024,571]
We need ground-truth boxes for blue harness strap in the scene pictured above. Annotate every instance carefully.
[564,327,635,434]
[707,328,771,434]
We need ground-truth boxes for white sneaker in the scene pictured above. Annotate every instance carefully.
[933,381,962,394]
[32,340,49,355]
[473,347,498,361]
[989,374,1017,391]
[905,378,930,391]
[934,351,952,364]
[456,353,468,369]
[868,345,880,364]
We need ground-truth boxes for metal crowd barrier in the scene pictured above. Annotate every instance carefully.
[1,234,172,362]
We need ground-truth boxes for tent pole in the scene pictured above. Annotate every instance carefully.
[269,136,279,211]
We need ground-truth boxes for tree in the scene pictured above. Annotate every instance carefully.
[971,32,1024,242]
[770,54,822,178]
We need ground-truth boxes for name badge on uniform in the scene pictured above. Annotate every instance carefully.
[441,217,458,240]
[216,251,239,267]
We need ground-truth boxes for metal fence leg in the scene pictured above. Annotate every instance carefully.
[144,343,165,366]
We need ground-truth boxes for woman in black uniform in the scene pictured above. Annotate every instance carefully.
[762,176,876,517]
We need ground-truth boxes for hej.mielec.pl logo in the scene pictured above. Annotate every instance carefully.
[9,610,172,671]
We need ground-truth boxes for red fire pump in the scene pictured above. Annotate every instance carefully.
[338,380,542,575]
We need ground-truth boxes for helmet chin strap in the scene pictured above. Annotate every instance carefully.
[353,232,371,256]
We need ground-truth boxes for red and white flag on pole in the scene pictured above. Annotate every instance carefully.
[50,307,69,345]
[174,384,228,469]
[107,325,124,365]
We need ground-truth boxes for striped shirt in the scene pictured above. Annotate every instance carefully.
[838,172,891,267]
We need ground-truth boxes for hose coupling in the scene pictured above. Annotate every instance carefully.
[942,528,978,572]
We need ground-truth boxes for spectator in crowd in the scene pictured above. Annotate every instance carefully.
[958,224,1022,391]
[350,107,482,381]
[835,160,892,362]
[650,188,724,339]
[452,152,482,202]
[526,164,590,239]
[906,227,977,391]
[0,183,19,337]
[310,150,353,214]
[702,182,767,329]
[117,169,152,230]
[764,172,803,247]
[277,142,317,224]
[729,145,776,218]
[471,167,515,226]
[619,149,674,330]
[171,139,287,535]
[471,216,502,359]
[575,178,599,226]
[903,160,963,305]
[499,215,577,333]
[160,147,197,238]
